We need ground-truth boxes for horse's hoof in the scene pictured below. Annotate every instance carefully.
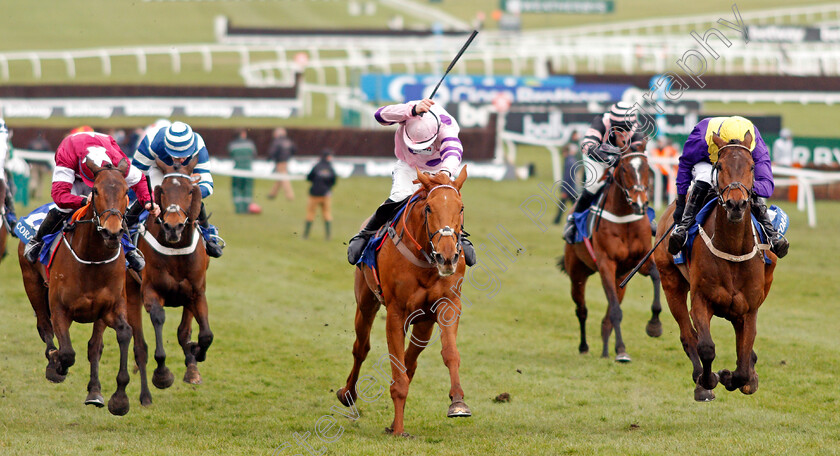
[700,371,720,391]
[336,388,354,407]
[140,392,153,407]
[694,384,716,402]
[645,320,663,338]
[447,400,472,418]
[383,428,412,438]
[579,344,589,354]
[45,366,66,383]
[108,392,130,416]
[183,364,202,385]
[740,373,759,395]
[84,392,105,408]
[717,369,738,391]
[152,367,174,389]
[615,352,632,363]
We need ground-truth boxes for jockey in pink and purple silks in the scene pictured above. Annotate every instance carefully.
[346,98,475,266]
[667,115,789,258]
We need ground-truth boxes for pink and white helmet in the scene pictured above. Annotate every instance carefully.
[403,111,440,151]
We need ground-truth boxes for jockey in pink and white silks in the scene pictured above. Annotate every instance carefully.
[346,98,476,266]
[0,117,17,233]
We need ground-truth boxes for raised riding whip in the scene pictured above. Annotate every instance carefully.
[619,222,676,289]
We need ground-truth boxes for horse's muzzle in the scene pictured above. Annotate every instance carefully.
[100,229,121,248]
[162,221,186,243]
[724,199,749,222]
[630,202,646,216]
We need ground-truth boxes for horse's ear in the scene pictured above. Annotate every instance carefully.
[155,158,173,174]
[634,137,648,153]
[153,185,163,208]
[743,130,753,150]
[181,158,198,176]
[116,158,129,175]
[85,158,102,176]
[453,166,467,190]
[711,132,727,149]
[416,168,432,189]
[188,185,203,223]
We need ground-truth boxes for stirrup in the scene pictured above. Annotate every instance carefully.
[24,240,43,263]
[126,249,145,272]
[206,234,226,249]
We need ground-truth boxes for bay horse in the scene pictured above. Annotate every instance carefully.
[337,168,470,437]
[127,158,210,406]
[18,158,133,416]
[559,142,662,362]
[653,131,775,402]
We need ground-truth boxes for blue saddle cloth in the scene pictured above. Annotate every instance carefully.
[674,200,789,265]
[571,206,656,244]
[356,196,419,270]
[17,203,137,268]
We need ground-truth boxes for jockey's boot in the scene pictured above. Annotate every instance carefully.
[347,198,403,265]
[460,232,476,267]
[124,201,146,230]
[23,208,69,263]
[125,248,145,272]
[668,181,712,255]
[4,187,17,236]
[563,190,598,244]
[751,195,789,258]
[198,202,224,258]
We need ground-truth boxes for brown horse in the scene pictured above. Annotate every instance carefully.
[127,158,210,405]
[18,158,133,415]
[337,168,470,437]
[653,131,775,401]
[560,144,662,362]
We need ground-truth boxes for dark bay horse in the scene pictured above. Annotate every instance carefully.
[337,168,470,437]
[127,158,210,405]
[653,131,776,402]
[560,144,662,362]
[18,159,133,415]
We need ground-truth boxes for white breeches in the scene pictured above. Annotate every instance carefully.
[389,160,422,202]
[582,155,608,193]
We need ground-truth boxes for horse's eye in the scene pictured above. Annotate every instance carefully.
[425,206,431,214]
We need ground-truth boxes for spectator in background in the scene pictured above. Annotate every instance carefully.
[651,136,679,197]
[25,130,52,200]
[304,149,337,240]
[554,131,580,224]
[267,127,296,201]
[228,129,256,214]
[773,128,794,166]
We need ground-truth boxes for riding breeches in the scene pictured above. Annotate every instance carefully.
[582,154,607,193]
[389,160,423,201]
[689,162,714,193]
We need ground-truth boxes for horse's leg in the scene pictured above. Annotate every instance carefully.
[567,254,591,354]
[337,275,380,406]
[644,261,663,338]
[404,320,435,384]
[25,277,62,382]
[439,309,471,419]
[49,304,75,377]
[384,310,410,437]
[690,296,719,394]
[127,287,152,406]
[188,295,213,364]
[178,309,201,385]
[145,290,174,389]
[104,308,132,416]
[597,261,629,362]
[84,320,106,407]
[718,312,759,394]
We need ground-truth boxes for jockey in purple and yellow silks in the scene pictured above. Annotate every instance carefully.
[667,116,789,258]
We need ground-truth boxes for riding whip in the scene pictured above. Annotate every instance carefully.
[428,30,479,100]
[619,222,676,289]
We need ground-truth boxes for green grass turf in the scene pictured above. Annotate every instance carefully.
[0,147,838,455]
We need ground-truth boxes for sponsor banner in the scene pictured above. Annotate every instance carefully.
[747,25,840,43]
[0,98,299,119]
[501,0,614,14]
[405,82,633,106]
[359,74,575,103]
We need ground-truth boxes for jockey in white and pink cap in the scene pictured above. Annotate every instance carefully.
[346,98,475,266]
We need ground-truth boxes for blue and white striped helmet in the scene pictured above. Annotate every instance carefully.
[164,121,197,158]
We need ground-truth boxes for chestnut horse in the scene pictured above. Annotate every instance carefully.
[560,146,662,362]
[653,131,775,402]
[18,159,133,415]
[127,158,210,405]
[337,168,470,437]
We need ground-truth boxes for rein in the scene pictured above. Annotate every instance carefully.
[144,172,199,255]
[393,184,463,268]
[712,143,754,206]
[62,167,128,265]
[612,152,649,209]
[152,173,195,225]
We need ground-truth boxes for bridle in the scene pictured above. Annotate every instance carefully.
[612,152,649,209]
[153,172,195,226]
[712,143,754,207]
[422,184,464,265]
[77,168,128,234]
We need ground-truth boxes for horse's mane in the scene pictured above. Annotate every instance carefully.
[426,173,451,186]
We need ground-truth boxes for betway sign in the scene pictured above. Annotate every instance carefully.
[359,74,575,103]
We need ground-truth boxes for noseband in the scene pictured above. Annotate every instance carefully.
[85,168,127,233]
[712,144,754,206]
[423,184,463,266]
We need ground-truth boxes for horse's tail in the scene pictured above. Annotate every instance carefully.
[556,255,567,275]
